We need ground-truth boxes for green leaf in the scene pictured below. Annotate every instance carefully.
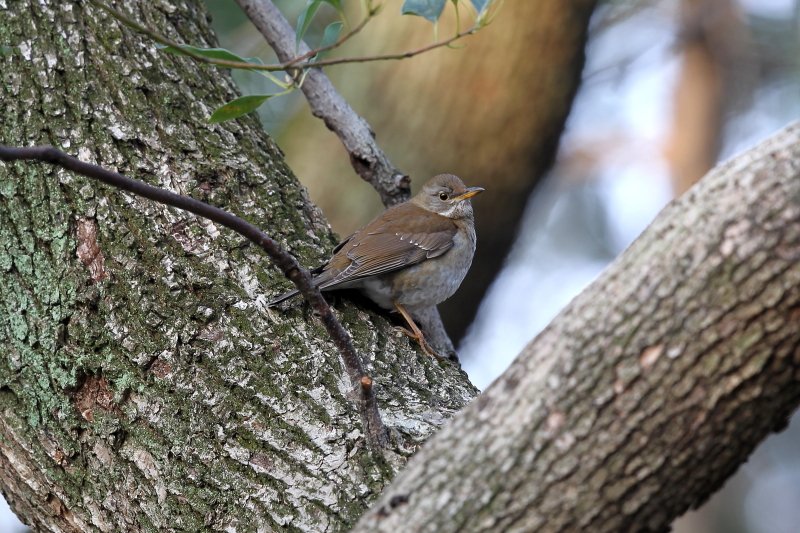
[401,0,446,22]
[0,45,13,57]
[156,44,287,89]
[157,44,264,66]
[319,21,343,51]
[156,44,288,86]
[296,0,323,46]
[470,0,490,13]
[208,95,273,124]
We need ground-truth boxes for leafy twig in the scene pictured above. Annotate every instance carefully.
[0,144,389,449]
[303,26,479,68]
[91,0,479,72]
[284,4,378,67]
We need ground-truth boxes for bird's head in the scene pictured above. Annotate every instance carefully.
[413,173,484,219]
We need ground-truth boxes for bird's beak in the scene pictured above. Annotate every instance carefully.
[453,186,485,201]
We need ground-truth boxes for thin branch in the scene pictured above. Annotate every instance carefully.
[91,0,477,73]
[292,27,479,69]
[0,144,388,449]
[90,1,263,69]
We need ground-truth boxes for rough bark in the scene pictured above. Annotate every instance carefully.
[354,123,800,532]
[0,1,476,531]
[280,0,598,342]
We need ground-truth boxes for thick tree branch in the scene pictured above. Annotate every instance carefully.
[0,144,388,448]
[355,123,800,531]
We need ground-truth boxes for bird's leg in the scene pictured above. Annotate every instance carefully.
[393,303,441,358]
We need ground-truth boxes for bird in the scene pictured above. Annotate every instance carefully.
[269,173,484,358]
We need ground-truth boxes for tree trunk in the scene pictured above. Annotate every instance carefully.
[354,122,800,532]
[0,1,476,531]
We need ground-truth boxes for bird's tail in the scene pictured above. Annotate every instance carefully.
[270,260,339,306]
[267,288,301,307]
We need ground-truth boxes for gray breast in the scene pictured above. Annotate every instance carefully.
[387,220,477,309]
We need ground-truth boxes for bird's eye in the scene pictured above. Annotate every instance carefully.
[438,192,449,201]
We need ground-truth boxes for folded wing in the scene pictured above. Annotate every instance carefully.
[316,203,457,289]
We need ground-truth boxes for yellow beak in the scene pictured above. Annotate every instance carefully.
[453,187,485,201]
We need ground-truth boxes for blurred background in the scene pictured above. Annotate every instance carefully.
[3,0,799,530]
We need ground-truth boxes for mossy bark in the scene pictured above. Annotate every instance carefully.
[0,1,476,531]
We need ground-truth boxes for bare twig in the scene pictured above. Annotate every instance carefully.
[0,144,388,449]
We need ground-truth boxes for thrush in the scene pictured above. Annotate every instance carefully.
[269,173,483,358]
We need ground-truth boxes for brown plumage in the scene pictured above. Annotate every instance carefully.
[269,174,483,357]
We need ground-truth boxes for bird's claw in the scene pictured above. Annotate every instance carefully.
[392,326,443,359]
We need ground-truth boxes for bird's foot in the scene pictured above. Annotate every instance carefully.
[392,326,443,359]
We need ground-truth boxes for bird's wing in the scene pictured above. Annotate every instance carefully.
[315,203,457,289]
[310,232,354,276]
